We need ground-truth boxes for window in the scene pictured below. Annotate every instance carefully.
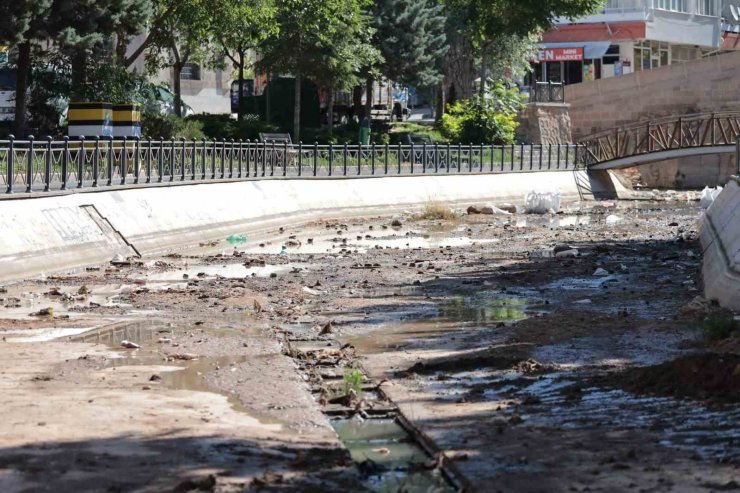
[633,40,670,71]
[696,0,716,15]
[602,45,621,65]
[656,0,688,12]
[181,63,201,80]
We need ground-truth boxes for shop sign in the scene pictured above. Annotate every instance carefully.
[537,47,584,62]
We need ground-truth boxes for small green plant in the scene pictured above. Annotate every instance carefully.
[342,369,364,397]
[704,313,737,341]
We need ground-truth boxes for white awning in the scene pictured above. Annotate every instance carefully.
[539,41,612,60]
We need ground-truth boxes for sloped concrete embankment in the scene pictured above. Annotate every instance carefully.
[0,171,622,282]
[701,178,740,310]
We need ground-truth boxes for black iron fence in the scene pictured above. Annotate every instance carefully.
[0,136,585,194]
[528,82,565,104]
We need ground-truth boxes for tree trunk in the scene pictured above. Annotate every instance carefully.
[352,85,363,118]
[173,62,183,118]
[478,47,488,98]
[237,51,245,122]
[71,47,87,95]
[115,26,128,66]
[436,79,445,121]
[13,42,31,137]
[327,87,334,138]
[265,71,271,124]
[364,77,373,121]
[293,72,301,142]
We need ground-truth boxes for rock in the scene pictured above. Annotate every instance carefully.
[30,307,54,317]
[319,322,333,335]
[149,374,162,381]
[169,353,198,361]
[606,215,621,226]
[555,249,579,258]
[302,286,320,296]
[120,340,140,349]
[391,219,403,228]
[593,268,609,277]
[467,205,482,215]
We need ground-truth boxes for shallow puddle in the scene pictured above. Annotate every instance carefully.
[332,418,453,492]
[145,263,295,281]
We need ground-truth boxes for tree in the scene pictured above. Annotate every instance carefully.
[259,0,372,141]
[145,0,211,117]
[371,0,447,88]
[446,0,602,95]
[0,1,52,135]
[209,0,277,121]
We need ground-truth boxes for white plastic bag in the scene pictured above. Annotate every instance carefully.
[524,191,562,214]
[699,186,723,210]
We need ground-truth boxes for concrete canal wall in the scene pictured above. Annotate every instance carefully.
[701,178,740,310]
[0,171,624,282]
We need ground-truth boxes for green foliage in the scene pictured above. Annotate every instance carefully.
[388,122,448,145]
[141,114,205,140]
[184,114,280,141]
[704,313,738,342]
[342,369,363,397]
[440,83,523,144]
[372,0,448,87]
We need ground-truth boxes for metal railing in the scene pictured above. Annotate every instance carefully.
[528,82,565,104]
[0,136,585,194]
[579,112,740,166]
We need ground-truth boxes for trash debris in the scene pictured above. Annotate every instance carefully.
[480,204,513,215]
[574,299,593,304]
[605,215,621,226]
[226,234,247,245]
[30,307,54,317]
[524,191,561,214]
[699,186,723,209]
[593,268,609,277]
[302,286,321,296]
[169,353,198,361]
[120,340,140,349]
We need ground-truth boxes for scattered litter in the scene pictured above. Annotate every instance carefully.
[524,191,561,214]
[605,215,621,226]
[302,286,321,296]
[372,447,390,455]
[555,249,579,259]
[30,307,54,317]
[593,268,609,277]
[226,234,247,245]
[480,204,513,215]
[574,299,593,304]
[120,340,140,349]
[699,186,723,209]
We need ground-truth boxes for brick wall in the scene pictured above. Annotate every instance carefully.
[566,51,740,139]
[518,103,573,144]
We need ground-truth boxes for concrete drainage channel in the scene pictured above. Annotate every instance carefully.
[282,333,460,492]
[67,320,460,492]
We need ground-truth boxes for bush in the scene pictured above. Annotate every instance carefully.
[140,113,205,140]
[185,114,280,141]
[440,83,524,145]
[704,313,737,341]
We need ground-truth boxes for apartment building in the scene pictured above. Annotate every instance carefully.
[531,0,739,85]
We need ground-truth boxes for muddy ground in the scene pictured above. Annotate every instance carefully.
[0,195,738,492]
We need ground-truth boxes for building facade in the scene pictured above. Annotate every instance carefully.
[531,0,739,85]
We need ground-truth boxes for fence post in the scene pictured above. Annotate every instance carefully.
[133,137,141,184]
[711,113,716,145]
[61,136,69,190]
[145,138,152,183]
[6,135,14,193]
[106,137,114,186]
[78,136,86,188]
[547,144,552,170]
[519,143,524,171]
[91,136,100,188]
[468,143,474,172]
[646,122,651,153]
[564,144,570,169]
[298,141,302,177]
[384,143,389,175]
[447,143,451,174]
[397,142,402,174]
[344,142,348,176]
[509,143,515,171]
[736,138,740,175]
[556,144,562,170]
[179,138,186,181]
[201,138,207,179]
[121,136,128,185]
[410,142,415,174]
[490,143,494,172]
[371,142,376,175]
[210,139,217,179]
[313,142,318,176]
[328,143,333,176]
[221,139,227,178]
[228,139,234,178]
[26,135,35,193]
[529,144,534,170]
[237,139,243,178]
[457,143,462,173]
[44,136,52,191]
[191,139,197,180]
[357,143,362,175]
[677,117,682,148]
[479,143,484,171]
[422,142,426,173]
[157,138,164,182]
[245,140,251,177]
[282,141,288,177]
[434,143,439,173]
[169,138,176,182]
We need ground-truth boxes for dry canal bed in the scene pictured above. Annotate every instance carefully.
[0,196,738,492]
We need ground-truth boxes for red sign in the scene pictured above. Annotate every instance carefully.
[537,47,584,62]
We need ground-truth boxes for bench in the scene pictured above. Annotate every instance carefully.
[259,133,292,144]
[258,132,311,169]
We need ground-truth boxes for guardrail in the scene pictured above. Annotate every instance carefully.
[579,112,740,166]
[0,136,585,194]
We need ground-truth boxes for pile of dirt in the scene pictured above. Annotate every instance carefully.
[601,353,740,404]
